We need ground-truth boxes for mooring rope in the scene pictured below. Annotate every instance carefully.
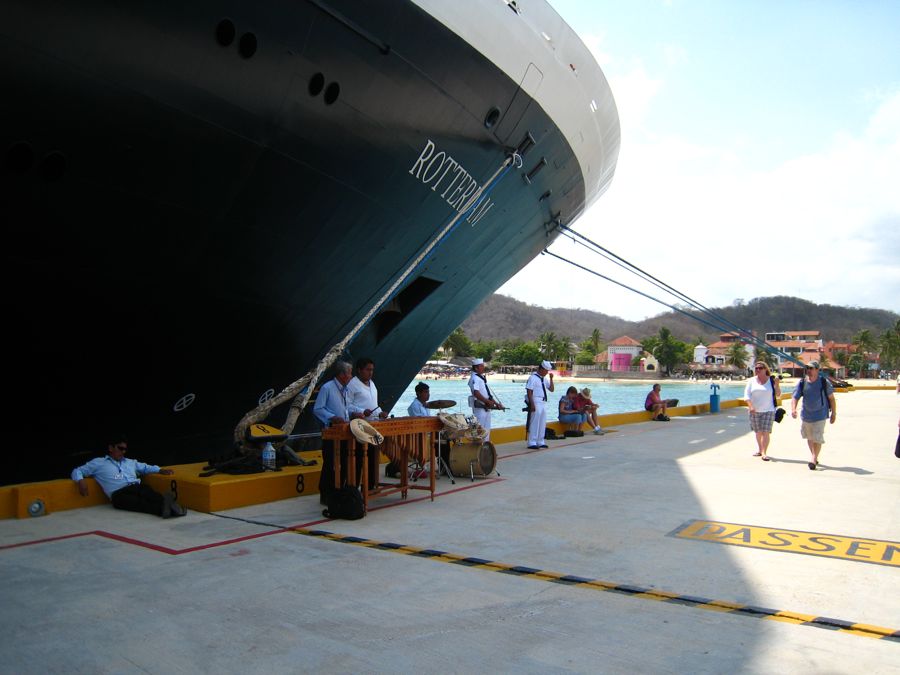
[233,151,523,448]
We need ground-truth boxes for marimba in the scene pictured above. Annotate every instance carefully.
[322,417,443,509]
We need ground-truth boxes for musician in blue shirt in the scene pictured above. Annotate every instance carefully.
[71,435,186,518]
[407,382,432,417]
[313,361,359,503]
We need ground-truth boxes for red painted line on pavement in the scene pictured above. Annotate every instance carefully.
[0,476,503,555]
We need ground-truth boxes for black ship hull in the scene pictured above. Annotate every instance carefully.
[1,0,619,484]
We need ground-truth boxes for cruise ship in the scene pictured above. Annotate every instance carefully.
[1,0,619,484]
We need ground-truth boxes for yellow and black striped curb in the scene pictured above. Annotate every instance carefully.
[292,527,900,643]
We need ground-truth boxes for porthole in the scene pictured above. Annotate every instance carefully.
[484,107,501,129]
[239,32,257,59]
[216,19,235,47]
[324,82,340,105]
[308,72,325,96]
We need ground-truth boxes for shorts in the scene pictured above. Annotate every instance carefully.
[749,410,775,433]
[800,419,827,444]
[559,413,587,425]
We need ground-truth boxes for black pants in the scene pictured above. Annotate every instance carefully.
[319,440,378,502]
[110,483,164,517]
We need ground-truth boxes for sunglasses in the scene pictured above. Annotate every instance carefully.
[115,444,128,451]
[754,366,766,370]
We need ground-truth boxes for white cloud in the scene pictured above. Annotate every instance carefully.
[500,86,900,322]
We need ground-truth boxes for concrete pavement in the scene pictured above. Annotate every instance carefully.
[1,389,898,673]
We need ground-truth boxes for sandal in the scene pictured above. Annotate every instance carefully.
[761,456,771,461]
[752,452,761,457]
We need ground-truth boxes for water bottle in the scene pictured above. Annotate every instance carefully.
[262,442,276,470]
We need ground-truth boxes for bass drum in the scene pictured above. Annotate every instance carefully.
[448,441,497,478]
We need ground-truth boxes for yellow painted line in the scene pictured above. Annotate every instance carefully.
[290,527,900,643]
[671,519,900,568]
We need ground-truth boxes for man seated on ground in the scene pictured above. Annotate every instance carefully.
[72,435,186,518]
[644,384,671,421]
[576,387,605,435]
[559,386,589,432]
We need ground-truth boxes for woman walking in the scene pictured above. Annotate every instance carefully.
[744,361,781,461]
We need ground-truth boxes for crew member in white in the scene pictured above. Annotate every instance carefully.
[468,358,503,440]
[526,360,555,449]
[347,357,389,421]
[346,357,388,488]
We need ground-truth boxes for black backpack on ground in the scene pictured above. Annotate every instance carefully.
[323,485,365,520]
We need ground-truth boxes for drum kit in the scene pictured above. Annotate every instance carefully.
[434,403,498,482]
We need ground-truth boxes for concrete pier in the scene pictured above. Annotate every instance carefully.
[1,389,898,673]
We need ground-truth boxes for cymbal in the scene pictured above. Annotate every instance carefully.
[426,399,456,409]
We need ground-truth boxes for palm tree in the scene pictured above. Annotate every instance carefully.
[589,328,602,355]
[852,329,877,378]
[879,320,900,371]
[754,347,776,370]
[726,342,748,371]
[651,327,682,376]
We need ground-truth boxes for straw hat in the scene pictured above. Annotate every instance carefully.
[349,419,384,446]
[580,388,591,397]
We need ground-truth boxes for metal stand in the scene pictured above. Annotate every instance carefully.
[435,430,455,485]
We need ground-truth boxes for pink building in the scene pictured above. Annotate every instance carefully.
[607,335,643,372]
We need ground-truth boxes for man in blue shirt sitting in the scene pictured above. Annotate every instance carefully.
[791,360,837,470]
[407,382,432,417]
[71,435,186,518]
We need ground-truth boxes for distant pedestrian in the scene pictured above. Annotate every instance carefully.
[71,435,186,518]
[468,358,504,441]
[744,360,781,461]
[525,360,555,448]
[790,361,836,470]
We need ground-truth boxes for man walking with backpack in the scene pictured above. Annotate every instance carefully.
[790,360,836,470]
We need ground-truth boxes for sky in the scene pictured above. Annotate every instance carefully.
[498,0,900,321]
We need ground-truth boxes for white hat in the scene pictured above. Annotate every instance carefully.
[540,360,552,370]
[349,419,384,446]
[472,358,484,366]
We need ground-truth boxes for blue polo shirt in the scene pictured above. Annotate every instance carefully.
[792,376,834,422]
[71,456,161,498]
[313,378,350,427]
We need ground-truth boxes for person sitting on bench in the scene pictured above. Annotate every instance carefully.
[644,384,671,421]
[559,386,588,433]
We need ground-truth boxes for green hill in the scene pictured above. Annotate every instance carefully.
[461,294,898,345]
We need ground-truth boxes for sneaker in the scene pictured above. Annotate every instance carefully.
[593,427,605,435]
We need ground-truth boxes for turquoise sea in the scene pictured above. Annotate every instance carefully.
[392,378,746,428]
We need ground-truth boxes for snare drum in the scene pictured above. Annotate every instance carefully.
[448,441,497,478]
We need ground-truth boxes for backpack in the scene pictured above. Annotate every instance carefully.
[322,485,365,520]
